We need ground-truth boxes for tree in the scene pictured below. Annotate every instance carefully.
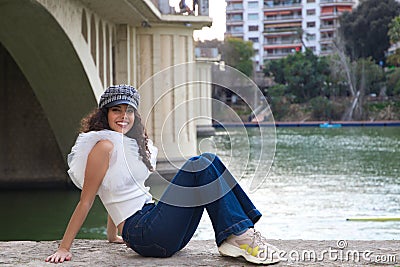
[388,16,400,44]
[387,49,400,67]
[355,58,385,96]
[339,0,400,63]
[221,37,254,77]
[265,49,330,103]
[387,16,400,67]
[264,59,285,84]
[386,68,400,96]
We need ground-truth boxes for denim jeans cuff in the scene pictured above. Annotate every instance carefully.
[247,208,262,224]
[215,219,254,246]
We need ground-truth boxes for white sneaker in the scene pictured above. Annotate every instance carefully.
[218,228,280,265]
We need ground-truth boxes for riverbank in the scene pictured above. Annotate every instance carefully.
[1,239,399,266]
[213,120,400,128]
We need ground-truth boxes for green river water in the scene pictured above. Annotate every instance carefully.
[1,127,399,241]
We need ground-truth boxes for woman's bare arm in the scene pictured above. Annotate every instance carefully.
[46,140,113,263]
[107,214,124,243]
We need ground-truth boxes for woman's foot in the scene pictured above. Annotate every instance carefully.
[218,228,280,265]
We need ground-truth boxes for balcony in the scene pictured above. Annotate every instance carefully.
[320,23,337,31]
[264,39,302,45]
[320,11,348,19]
[264,0,302,11]
[264,39,302,49]
[264,51,296,59]
[225,32,244,38]
[226,5,244,12]
[264,22,301,35]
[226,20,244,26]
[320,36,335,44]
[320,0,355,6]
[226,26,244,35]
[264,15,302,23]
[264,29,300,36]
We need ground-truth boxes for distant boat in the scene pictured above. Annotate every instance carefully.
[319,122,342,128]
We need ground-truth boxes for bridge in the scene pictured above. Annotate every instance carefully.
[0,0,213,187]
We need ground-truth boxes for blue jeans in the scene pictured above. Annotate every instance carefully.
[122,153,262,257]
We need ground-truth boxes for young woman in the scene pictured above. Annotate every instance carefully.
[45,84,280,265]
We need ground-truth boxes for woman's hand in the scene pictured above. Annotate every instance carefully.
[106,214,124,244]
[108,235,124,244]
[45,248,72,263]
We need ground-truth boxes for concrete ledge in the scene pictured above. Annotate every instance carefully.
[0,239,399,266]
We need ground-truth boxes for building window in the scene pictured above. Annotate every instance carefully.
[248,1,258,8]
[309,46,316,52]
[248,25,259,31]
[306,9,316,16]
[307,21,316,28]
[230,14,243,21]
[264,1,273,7]
[307,0,315,3]
[232,3,243,9]
[248,13,259,20]
[306,33,316,41]
[249,37,259,43]
[232,26,243,33]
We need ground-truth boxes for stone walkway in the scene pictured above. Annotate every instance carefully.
[0,239,399,266]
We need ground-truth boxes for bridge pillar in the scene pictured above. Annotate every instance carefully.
[113,24,199,176]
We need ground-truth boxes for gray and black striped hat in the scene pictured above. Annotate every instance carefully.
[99,84,140,109]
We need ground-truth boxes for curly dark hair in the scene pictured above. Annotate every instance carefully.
[80,107,154,171]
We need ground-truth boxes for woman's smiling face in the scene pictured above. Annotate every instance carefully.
[107,104,135,134]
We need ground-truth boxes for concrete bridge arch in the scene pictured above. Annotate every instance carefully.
[0,0,213,186]
[0,0,99,185]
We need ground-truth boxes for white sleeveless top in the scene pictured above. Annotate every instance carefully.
[67,129,158,225]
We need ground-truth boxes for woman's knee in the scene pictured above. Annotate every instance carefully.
[188,155,216,173]
[199,152,219,162]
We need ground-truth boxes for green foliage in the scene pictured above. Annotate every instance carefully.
[328,54,385,96]
[221,37,254,77]
[265,50,330,103]
[388,16,400,44]
[339,0,400,63]
[267,84,290,121]
[309,96,345,120]
[263,47,391,120]
[386,49,400,67]
[310,96,331,120]
[264,60,285,84]
[268,84,286,97]
[368,102,389,111]
[354,57,385,95]
[325,54,352,97]
[387,16,400,68]
[386,67,400,96]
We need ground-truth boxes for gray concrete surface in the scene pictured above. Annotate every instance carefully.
[0,239,399,266]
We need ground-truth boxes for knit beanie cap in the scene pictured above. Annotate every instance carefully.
[99,84,140,109]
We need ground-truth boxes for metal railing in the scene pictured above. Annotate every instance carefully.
[264,15,302,21]
[263,0,301,9]
[320,0,354,4]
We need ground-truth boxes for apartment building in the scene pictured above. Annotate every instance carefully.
[225,0,356,71]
